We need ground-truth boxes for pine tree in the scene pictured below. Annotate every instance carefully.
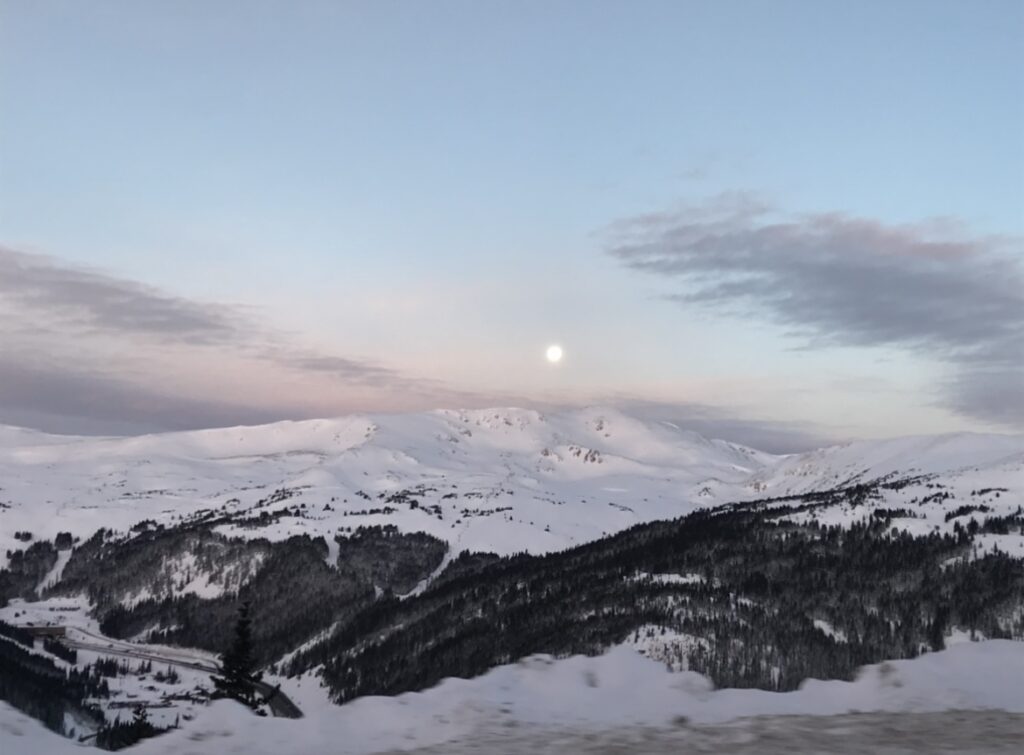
[131,705,155,737]
[210,601,264,710]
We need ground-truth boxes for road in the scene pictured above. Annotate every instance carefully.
[372,709,1024,754]
[59,628,303,719]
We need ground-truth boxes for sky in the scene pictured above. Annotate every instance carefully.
[1,0,1022,451]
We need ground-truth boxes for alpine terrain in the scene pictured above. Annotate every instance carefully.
[1,407,1022,752]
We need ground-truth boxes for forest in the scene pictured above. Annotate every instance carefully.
[284,483,1024,701]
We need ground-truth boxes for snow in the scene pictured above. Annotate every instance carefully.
[2,407,1020,572]
[5,639,1022,754]
[0,704,84,754]
[813,619,848,643]
[622,624,707,671]
[0,596,100,634]
[772,445,1023,547]
[0,407,783,567]
[634,572,705,586]
[747,432,1024,497]
[37,548,74,595]
[137,640,1024,752]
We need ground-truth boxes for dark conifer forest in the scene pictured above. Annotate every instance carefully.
[286,483,1024,701]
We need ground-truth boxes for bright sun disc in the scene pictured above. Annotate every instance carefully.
[546,344,563,363]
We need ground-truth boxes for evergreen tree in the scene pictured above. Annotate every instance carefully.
[131,705,155,738]
[210,601,264,709]
[95,708,161,750]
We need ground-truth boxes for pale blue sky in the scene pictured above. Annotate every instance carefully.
[1,1,1021,447]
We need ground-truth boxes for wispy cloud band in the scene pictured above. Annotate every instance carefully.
[607,194,1024,427]
[0,246,475,431]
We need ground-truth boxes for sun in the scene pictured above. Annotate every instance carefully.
[545,344,563,363]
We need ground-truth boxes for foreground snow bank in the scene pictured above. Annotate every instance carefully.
[0,639,1000,754]
[0,704,83,754]
[3,640,1022,753]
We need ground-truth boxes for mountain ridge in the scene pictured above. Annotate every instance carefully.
[1,406,1021,565]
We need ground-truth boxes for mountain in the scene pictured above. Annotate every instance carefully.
[749,432,1024,496]
[1,406,775,565]
[0,407,1022,749]
[2,407,1019,566]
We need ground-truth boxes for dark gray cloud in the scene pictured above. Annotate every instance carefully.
[0,245,425,386]
[0,246,474,433]
[0,360,289,436]
[606,195,1024,428]
[0,246,240,343]
[0,246,429,391]
[258,347,406,387]
[944,367,1024,428]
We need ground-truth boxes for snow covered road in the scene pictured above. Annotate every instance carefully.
[61,629,304,719]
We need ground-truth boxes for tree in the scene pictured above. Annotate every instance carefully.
[95,708,159,750]
[210,601,264,710]
[927,604,949,652]
[131,705,155,738]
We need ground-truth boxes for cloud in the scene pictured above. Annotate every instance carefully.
[0,246,240,343]
[0,246,482,432]
[0,246,416,385]
[0,244,839,448]
[257,347,407,387]
[0,359,289,436]
[606,195,1024,428]
[944,366,1024,428]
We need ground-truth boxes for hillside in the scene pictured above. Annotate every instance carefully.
[0,408,1022,750]
[1,406,778,568]
[2,407,1020,566]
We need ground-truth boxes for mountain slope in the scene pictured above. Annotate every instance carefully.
[0,407,777,564]
[2,407,1020,570]
[1,411,1022,749]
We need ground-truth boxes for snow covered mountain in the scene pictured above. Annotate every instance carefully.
[2,406,1020,567]
[2,407,1023,751]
